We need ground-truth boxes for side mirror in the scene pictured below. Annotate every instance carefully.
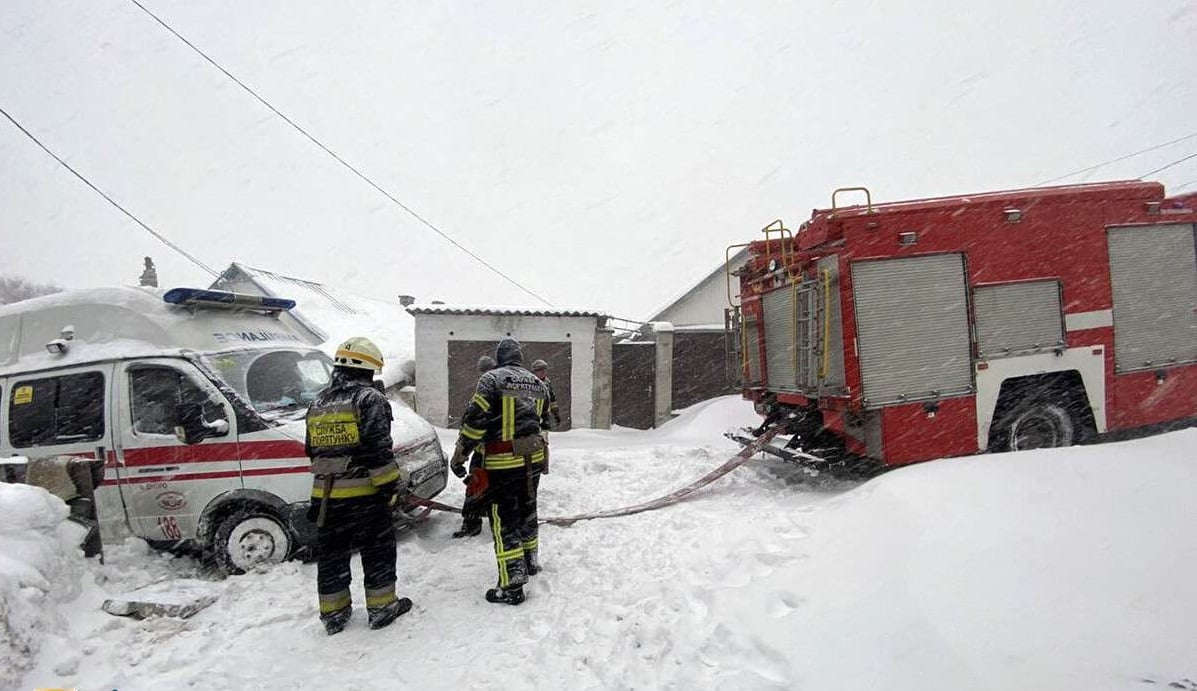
[175,402,228,445]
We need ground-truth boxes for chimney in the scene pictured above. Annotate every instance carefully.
[139,256,158,288]
[398,294,415,307]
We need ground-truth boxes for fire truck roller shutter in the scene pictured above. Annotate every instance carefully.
[817,255,847,392]
[1106,224,1197,372]
[973,280,1065,359]
[851,253,973,406]
[762,286,798,390]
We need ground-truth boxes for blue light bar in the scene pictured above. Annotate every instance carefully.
[163,287,296,312]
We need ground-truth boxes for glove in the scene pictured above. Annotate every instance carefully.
[450,443,467,478]
[383,480,412,509]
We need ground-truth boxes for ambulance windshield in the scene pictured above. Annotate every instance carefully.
[203,349,333,422]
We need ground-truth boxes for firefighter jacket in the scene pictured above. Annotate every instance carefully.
[457,363,551,471]
[305,369,402,513]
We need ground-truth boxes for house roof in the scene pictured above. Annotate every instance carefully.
[406,304,608,319]
[645,246,749,322]
[212,263,416,386]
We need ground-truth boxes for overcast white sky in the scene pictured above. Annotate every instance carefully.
[2,0,1196,318]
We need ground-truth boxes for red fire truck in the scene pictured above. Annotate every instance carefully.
[728,181,1197,475]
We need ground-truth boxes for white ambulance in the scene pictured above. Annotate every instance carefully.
[0,286,447,573]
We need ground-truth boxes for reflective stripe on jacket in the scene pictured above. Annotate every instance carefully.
[305,370,400,502]
[457,364,550,468]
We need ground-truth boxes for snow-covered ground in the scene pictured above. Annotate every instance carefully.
[8,396,1197,691]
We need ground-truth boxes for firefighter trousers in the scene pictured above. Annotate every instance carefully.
[315,497,398,617]
[486,466,541,589]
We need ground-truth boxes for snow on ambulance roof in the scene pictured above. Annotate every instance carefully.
[0,286,314,375]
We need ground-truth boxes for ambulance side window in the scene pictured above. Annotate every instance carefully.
[9,373,106,448]
[130,367,224,437]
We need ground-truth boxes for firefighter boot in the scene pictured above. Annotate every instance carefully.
[452,517,483,538]
[524,548,541,576]
[368,597,413,630]
[321,605,353,636]
[485,585,526,606]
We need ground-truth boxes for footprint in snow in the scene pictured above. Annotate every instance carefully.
[766,591,804,619]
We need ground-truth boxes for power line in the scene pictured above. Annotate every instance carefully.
[1034,131,1197,186]
[1172,177,1197,192]
[0,104,221,278]
[1137,151,1197,179]
[127,0,552,307]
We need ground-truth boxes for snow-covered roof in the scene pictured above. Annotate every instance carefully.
[212,263,415,387]
[406,304,609,319]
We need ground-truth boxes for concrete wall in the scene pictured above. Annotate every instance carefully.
[591,328,613,429]
[652,324,674,426]
[413,313,609,428]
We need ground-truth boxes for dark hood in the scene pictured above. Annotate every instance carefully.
[496,338,523,366]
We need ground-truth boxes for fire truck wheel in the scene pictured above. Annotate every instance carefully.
[213,509,293,576]
[1002,402,1076,452]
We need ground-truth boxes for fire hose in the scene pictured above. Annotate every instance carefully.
[404,428,780,527]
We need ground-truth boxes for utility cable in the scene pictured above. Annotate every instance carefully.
[1137,151,1197,179]
[1034,131,1197,186]
[0,104,221,278]
[127,0,552,306]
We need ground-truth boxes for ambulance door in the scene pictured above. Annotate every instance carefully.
[114,359,240,544]
[5,364,125,537]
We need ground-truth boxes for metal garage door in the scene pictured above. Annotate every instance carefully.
[1107,224,1197,372]
[761,286,797,389]
[448,340,573,429]
[974,280,1064,358]
[851,253,973,406]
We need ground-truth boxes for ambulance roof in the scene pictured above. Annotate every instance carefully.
[0,286,315,376]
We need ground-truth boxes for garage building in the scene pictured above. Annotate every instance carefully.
[407,305,613,430]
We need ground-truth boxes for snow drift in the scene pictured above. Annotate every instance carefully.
[0,482,86,689]
[9,397,1197,690]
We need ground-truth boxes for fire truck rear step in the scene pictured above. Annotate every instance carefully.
[724,429,884,479]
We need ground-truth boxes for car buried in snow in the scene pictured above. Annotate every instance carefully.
[0,286,448,574]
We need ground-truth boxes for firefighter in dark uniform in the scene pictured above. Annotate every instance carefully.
[530,359,562,429]
[306,337,412,634]
[452,355,496,538]
[451,338,550,605]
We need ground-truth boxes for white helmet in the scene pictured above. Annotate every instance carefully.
[334,336,384,373]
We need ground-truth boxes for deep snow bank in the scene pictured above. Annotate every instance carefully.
[726,428,1197,690]
[0,483,86,689]
[12,397,1197,691]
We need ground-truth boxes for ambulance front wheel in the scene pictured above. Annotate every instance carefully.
[213,509,293,575]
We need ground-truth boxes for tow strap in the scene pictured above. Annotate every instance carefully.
[406,428,780,526]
